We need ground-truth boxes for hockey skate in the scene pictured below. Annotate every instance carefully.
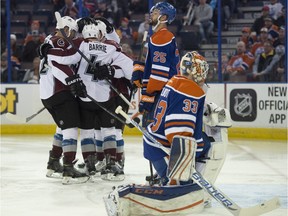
[46,151,63,179]
[145,173,162,186]
[85,154,97,176]
[95,159,106,175]
[62,162,90,185]
[101,155,125,181]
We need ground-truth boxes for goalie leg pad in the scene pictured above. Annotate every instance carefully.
[167,135,197,183]
[104,184,204,216]
[196,129,228,184]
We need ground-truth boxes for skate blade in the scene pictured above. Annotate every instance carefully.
[101,173,125,181]
[46,169,63,179]
[62,176,90,185]
[89,173,101,182]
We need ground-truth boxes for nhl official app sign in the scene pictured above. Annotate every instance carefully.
[230,89,257,121]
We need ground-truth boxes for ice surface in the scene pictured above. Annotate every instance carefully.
[0,135,287,216]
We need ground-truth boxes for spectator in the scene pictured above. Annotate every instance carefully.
[250,27,269,58]
[222,53,231,81]
[10,34,22,62]
[52,0,65,12]
[117,17,133,43]
[275,7,286,27]
[59,0,82,18]
[3,34,22,72]
[83,0,98,16]
[239,27,254,50]
[121,43,134,59]
[192,0,214,43]
[115,0,130,24]
[137,13,149,42]
[24,20,46,45]
[128,0,148,18]
[22,57,40,84]
[225,41,255,82]
[22,30,42,62]
[263,16,279,41]
[274,45,285,82]
[251,6,270,36]
[94,0,115,25]
[273,26,285,47]
[0,52,20,83]
[267,0,283,20]
[252,40,276,81]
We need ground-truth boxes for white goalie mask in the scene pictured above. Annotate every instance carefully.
[82,20,107,40]
[180,51,209,84]
[56,16,78,32]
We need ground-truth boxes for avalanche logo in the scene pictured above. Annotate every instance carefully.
[230,89,257,121]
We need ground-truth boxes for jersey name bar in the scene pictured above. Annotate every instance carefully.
[89,43,107,53]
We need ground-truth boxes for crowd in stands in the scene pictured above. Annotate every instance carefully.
[0,0,286,83]
[224,1,286,82]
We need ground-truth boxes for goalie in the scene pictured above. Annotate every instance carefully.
[104,51,232,216]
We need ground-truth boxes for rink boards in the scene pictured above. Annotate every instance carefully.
[1,83,287,140]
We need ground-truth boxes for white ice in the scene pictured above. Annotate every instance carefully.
[0,135,287,216]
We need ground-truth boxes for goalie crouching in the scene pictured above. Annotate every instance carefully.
[104,51,232,216]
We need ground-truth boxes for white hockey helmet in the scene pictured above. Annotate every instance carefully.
[180,51,209,84]
[56,16,78,32]
[82,20,106,40]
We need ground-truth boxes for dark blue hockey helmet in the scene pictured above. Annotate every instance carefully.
[150,2,176,24]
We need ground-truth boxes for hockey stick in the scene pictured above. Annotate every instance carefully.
[87,95,136,128]
[115,106,170,153]
[54,12,133,109]
[115,105,281,216]
[5,107,46,123]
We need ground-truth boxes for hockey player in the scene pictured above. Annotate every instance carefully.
[38,16,89,184]
[132,1,180,127]
[45,20,133,181]
[77,16,130,177]
[103,51,232,215]
[142,51,210,186]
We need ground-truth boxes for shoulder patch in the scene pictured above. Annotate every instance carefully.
[151,29,174,46]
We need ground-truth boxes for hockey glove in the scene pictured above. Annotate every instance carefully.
[94,17,114,34]
[38,43,52,59]
[65,74,87,98]
[77,17,94,33]
[132,61,145,88]
[93,64,115,80]
[139,93,155,113]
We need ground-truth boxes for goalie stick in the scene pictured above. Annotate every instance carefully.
[5,107,46,123]
[54,11,133,109]
[115,105,281,216]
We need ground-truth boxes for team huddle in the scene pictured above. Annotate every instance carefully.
[39,2,232,215]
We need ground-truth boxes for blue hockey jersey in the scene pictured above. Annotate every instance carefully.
[143,75,206,161]
[142,28,180,95]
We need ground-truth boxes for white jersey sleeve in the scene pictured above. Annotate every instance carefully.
[111,51,133,79]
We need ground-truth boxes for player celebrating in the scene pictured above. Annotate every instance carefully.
[38,16,89,185]
[132,1,180,127]
[45,20,133,181]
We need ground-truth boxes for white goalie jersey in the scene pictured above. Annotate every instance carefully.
[47,38,133,102]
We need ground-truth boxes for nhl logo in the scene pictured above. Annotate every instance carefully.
[230,89,257,122]
[234,93,252,117]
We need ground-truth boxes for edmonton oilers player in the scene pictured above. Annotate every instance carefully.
[132,1,180,127]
